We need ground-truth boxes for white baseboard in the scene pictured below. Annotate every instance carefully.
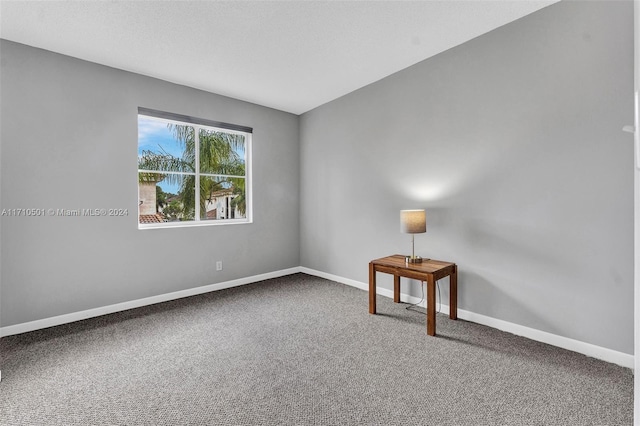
[1,266,633,370]
[300,267,634,369]
[0,267,302,338]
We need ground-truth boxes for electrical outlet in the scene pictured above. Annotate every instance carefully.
[216,261,223,271]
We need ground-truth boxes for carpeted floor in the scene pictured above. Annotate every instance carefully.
[0,273,633,425]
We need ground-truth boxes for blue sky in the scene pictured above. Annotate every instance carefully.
[137,116,184,159]
[138,115,246,162]
[138,115,246,195]
[138,116,185,195]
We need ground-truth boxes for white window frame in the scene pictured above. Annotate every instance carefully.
[137,110,252,230]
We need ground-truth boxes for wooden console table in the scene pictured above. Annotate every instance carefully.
[369,255,457,336]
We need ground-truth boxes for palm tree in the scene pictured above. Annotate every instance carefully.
[230,178,247,216]
[138,123,246,220]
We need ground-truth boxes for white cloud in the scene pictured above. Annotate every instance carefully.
[137,116,170,143]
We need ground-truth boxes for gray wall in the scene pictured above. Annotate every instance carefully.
[0,1,634,356]
[300,1,635,354]
[0,40,300,327]
[633,1,639,418]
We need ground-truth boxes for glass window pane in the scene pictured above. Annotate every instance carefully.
[201,176,246,220]
[138,116,195,172]
[138,173,195,223]
[199,129,246,176]
[138,111,250,228]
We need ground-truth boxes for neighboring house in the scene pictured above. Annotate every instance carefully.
[140,180,240,221]
[138,178,167,223]
[205,187,242,220]
[138,180,158,216]
[139,213,166,224]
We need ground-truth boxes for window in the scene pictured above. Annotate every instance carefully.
[137,108,252,228]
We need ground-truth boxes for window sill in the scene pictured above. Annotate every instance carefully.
[138,218,252,230]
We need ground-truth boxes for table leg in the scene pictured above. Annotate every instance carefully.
[450,266,457,320]
[426,275,436,336]
[393,275,400,303]
[369,262,376,314]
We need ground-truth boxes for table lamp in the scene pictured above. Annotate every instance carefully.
[400,209,427,263]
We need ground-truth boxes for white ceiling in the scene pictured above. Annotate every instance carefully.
[0,0,559,115]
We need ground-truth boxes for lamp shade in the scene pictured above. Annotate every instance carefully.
[400,209,426,234]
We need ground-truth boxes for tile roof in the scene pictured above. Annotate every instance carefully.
[139,214,166,224]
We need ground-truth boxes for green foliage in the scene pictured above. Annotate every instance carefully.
[156,186,168,210]
[138,123,246,220]
[230,178,246,215]
[137,148,193,186]
[162,199,183,221]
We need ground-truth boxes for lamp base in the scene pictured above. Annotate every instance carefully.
[405,256,426,264]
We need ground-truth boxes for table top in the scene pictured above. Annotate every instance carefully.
[370,255,455,274]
